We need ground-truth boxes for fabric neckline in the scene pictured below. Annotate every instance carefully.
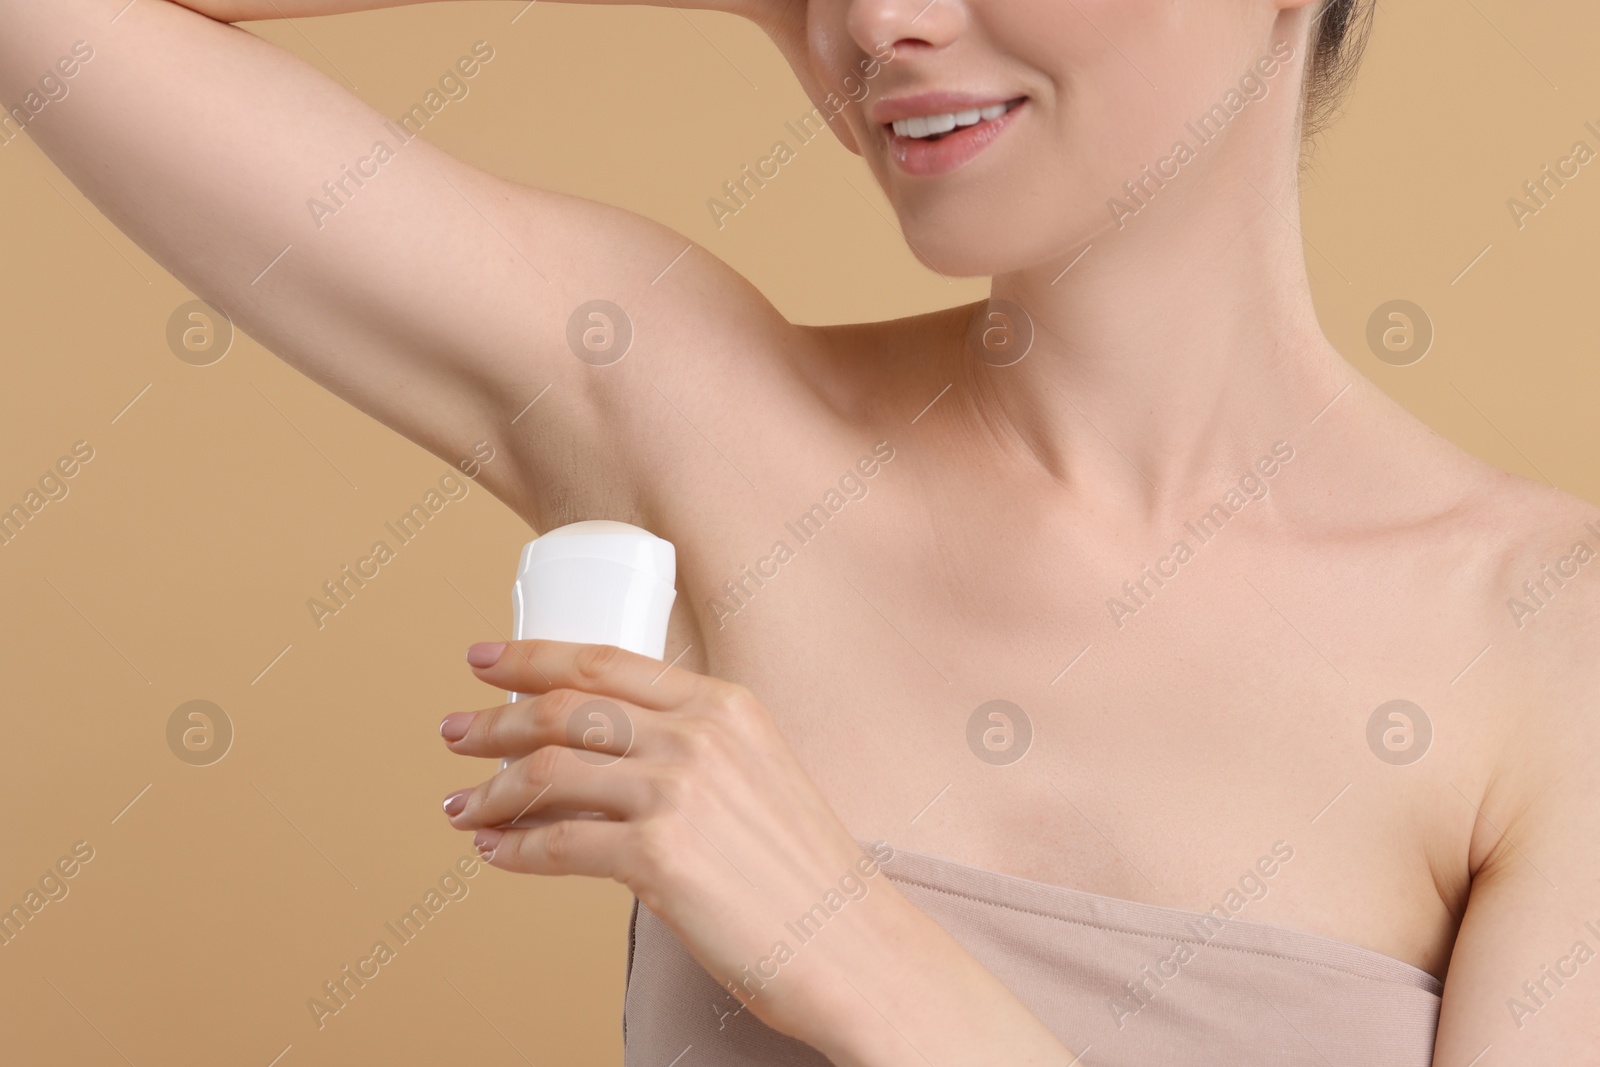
[864,839,1444,998]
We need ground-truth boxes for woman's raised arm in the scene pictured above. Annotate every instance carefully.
[172,0,773,22]
[0,0,804,528]
[173,0,441,21]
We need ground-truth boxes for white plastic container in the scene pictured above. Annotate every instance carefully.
[503,520,677,825]
[510,519,677,662]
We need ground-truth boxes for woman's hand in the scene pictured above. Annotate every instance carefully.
[438,638,1081,1065]
[436,638,909,1044]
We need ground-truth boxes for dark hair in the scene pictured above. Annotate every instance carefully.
[1302,0,1375,142]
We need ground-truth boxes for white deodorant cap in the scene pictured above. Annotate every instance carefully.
[511,520,676,662]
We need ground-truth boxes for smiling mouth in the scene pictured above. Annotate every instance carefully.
[887,98,1027,141]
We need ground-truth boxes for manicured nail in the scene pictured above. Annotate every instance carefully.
[442,791,470,818]
[439,712,473,742]
[467,642,506,668]
[474,829,503,860]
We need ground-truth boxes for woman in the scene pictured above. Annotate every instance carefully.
[2,0,1595,1063]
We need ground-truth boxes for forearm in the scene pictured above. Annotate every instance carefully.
[0,0,522,460]
[0,0,384,328]
[171,0,757,21]
[799,885,1079,1066]
[171,0,438,21]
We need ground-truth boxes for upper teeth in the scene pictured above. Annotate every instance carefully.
[892,103,1009,139]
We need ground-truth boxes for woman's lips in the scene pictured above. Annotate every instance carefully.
[884,98,1027,178]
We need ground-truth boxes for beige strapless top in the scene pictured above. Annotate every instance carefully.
[622,841,1442,1065]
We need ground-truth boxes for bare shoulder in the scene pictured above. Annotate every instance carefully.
[1475,476,1600,640]
[1406,404,1600,686]
[1476,471,1599,752]
[1298,376,1600,892]
[1304,373,1597,628]
[1418,441,1600,866]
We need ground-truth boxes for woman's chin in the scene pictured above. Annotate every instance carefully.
[893,220,1013,278]
[899,222,1094,282]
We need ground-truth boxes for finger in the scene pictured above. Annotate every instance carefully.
[464,638,703,711]
[445,744,645,830]
[441,690,644,760]
[472,818,631,879]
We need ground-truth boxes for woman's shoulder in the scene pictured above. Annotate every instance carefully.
[1460,475,1600,888]
[1438,448,1600,649]
[1485,475,1600,708]
[1425,448,1600,812]
[1307,369,1592,580]
[1363,421,1600,879]
[1300,370,1597,721]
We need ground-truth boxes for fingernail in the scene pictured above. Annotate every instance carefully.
[467,642,506,668]
[439,712,473,742]
[474,828,503,860]
[442,791,470,818]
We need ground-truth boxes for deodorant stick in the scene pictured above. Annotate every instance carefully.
[503,520,677,826]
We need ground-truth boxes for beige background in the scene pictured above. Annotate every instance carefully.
[0,1,1595,1063]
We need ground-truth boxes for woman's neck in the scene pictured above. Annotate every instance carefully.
[949,138,1349,524]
